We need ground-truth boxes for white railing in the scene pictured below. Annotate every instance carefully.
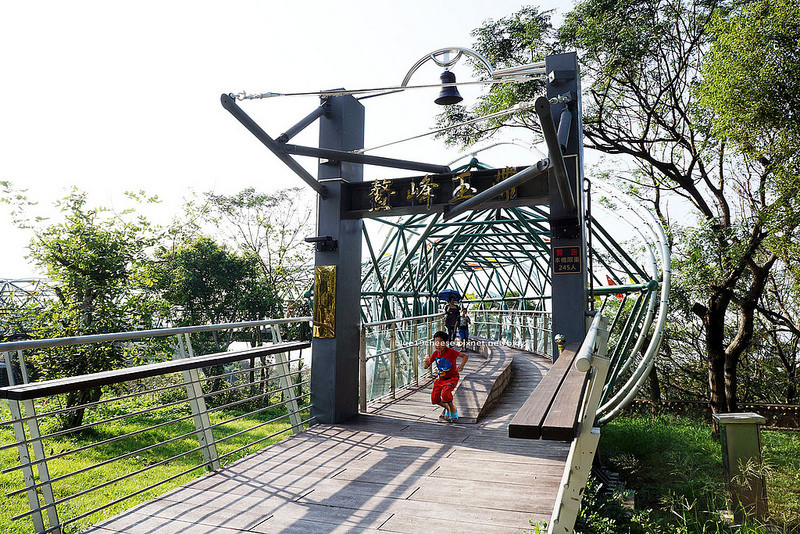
[471,309,552,356]
[359,313,443,411]
[358,309,553,410]
[0,317,312,534]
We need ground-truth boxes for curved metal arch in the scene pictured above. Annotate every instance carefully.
[401,47,495,87]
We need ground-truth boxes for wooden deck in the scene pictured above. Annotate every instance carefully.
[87,345,564,533]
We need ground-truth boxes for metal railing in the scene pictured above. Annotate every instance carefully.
[0,317,312,534]
[359,313,443,411]
[471,309,552,356]
[358,309,553,410]
[548,311,610,534]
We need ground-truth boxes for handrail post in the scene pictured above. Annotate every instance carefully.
[176,334,220,471]
[8,400,48,533]
[18,349,31,383]
[359,324,367,413]
[412,319,419,386]
[545,314,551,356]
[23,398,60,532]
[271,325,302,434]
[4,351,16,385]
[389,323,396,399]
[548,316,610,534]
[511,313,516,347]
[498,312,503,342]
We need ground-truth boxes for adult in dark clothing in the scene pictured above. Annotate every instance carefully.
[443,297,460,345]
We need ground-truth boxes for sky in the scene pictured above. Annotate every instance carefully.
[1,1,569,279]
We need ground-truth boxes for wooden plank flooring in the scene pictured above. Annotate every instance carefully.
[87,346,561,533]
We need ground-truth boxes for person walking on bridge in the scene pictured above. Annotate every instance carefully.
[443,297,460,346]
[424,331,468,422]
[457,307,471,351]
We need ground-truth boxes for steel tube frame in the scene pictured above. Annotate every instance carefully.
[443,159,552,220]
[535,96,576,213]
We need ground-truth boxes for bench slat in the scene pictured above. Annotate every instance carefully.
[508,343,581,439]
[541,361,589,440]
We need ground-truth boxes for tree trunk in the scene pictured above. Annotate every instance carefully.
[707,347,728,413]
[723,259,775,412]
[724,356,739,413]
[63,388,103,429]
[695,296,731,414]
[648,364,661,416]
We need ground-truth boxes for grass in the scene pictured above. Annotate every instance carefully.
[590,413,800,533]
[0,387,305,534]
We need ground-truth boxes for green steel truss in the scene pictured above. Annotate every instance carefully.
[359,204,650,322]
[358,181,671,424]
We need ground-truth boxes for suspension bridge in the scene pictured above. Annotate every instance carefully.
[0,50,669,533]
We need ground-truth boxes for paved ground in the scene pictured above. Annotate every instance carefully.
[86,345,563,533]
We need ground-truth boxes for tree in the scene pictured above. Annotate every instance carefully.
[151,236,281,391]
[439,1,799,413]
[152,236,280,327]
[757,266,800,403]
[697,0,800,293]
[179,188,314,304]
[23,190,163,427]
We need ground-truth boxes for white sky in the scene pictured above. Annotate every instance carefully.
[1,1,570,278]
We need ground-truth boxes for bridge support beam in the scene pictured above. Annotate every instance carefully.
[546,52,588,361]
[310,95,365,424]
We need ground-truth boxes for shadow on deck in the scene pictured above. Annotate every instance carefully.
[87,344,564,534]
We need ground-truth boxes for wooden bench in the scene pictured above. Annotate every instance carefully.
[508,342,589,441]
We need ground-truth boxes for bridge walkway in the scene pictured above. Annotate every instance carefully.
[87,344,564,533]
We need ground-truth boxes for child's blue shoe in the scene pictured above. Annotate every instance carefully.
[449,411,458,423]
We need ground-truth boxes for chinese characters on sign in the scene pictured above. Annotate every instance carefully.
[451,171,477,203]
[407,175,440,209]
[347,166,544,218]
[493,167,518,201]
[553,246,582,274]
[313,265,337,338]
[369,179,396,212]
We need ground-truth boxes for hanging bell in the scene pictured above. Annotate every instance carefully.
[434,70,463,106]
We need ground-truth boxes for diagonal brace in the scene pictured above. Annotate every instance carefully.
[536,96,576,213]
[220,93,326,197]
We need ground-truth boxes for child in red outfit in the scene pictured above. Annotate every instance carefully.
[423,331,469,422]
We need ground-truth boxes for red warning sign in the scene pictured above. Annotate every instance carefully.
[553,246,582,274]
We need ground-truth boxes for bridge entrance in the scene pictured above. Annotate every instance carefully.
[223,52,595,426]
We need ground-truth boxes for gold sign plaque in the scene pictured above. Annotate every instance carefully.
[313,265,337,338]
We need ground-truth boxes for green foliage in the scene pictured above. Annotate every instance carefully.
[435,6,552,147]
[594,414,800,532]
[151,236,280,328]
[9,190,167,427]
[697,0,800,284]
[575,478,669,534]
[186,187,314,301]
[761,429,800,527]
[559,0,676,76]
[698,0,800,171]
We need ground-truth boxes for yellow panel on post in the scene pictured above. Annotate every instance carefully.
[313,265,336,338]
